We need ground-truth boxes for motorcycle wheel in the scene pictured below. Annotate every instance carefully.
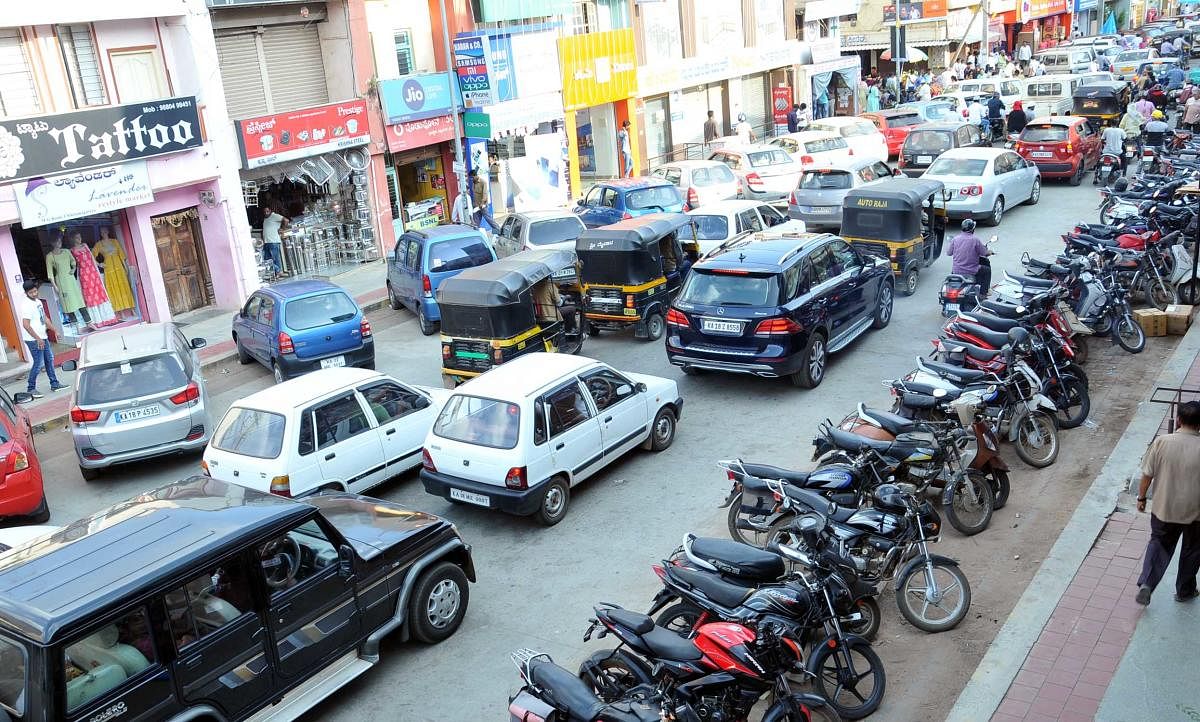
[1090,313,1114,337]
[1052,375,1091,429]
[895,558,972,633]
[1144,277,1177,311]
[989,468,1011,510]
[726,493,774,547]
[766,514,804,548]
[579,648,653,703]
[848,596,882,642]
[1064,361,1089,388]
[1098,200,1115,225]
[1014,410,1060,468]
[944,470,994,536]
[1113,312,1147,354]
[762,696,843,722]
[1072,336,1089,365]
[655,601,704,637]
[809,636,886,720]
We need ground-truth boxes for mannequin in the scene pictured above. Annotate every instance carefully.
[93,227,135,317]
[69,232,113,327]
[44,235,89,331]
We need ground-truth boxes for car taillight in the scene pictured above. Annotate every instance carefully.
[7,445,28,473]
[269,475,291,497]
[800,154,815,165]
[278,332,294,354]
[687,187,699,208]
[666,308,690,328]
[622,211,633,219]
[789,190,798,205]
[847,147,854,155]
[754,317,803,335]
[505,466,527,490]
[360,317,372,338]
[169,381,201,405]
[422,448,437,472]
[745,172,765,191]
[200,459,210,476]
[70,407,100,423]
[422,275,432,296]
[960,185,984,196]
[1066,141,1074,154]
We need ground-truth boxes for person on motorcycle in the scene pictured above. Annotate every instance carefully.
[947,218,994,292]
[1100,120,1127,173]
[1145,109,1171,148]
[1134,93,1156,120]
[968,98,988,137]
[986,91,1006,138]
[1007,100,1029,135]
[1120,103,1144,156]
[1167,63,1186,91]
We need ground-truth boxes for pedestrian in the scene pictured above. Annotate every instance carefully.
[617,120,633,177]
[703,110,719,146]
[19,280,67,400]
[866,83,881,112]
[786,103,801,133]
[1184,96,1200,132]
[735,113,755,144]
[1018,41,1032,69]
[856,78,869,112]
[796,102,810,130]
[469,168,495,230]
[260,204,288,278]
[1133,400,1200,605]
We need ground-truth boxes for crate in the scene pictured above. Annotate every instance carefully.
[1165,304,1195,335]
[1133,308,1168,337]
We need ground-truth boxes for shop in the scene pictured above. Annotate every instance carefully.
[1075,0,1100,36]
[798,54,862,118]
[998,0,1073,50]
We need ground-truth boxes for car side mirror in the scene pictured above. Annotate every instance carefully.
[59,360,77,372]
[337,545,355,580]
[12,392,32,404]
[190,337,207,350]
[616,384,633,396]
[415,395,432,410]
[636,382,648,393]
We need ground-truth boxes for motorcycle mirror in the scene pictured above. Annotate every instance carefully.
[1016,305,1027,314]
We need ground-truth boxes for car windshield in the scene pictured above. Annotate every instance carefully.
[0,635,25,716]
[694,165,736,184]
[211,407,286,459]
[679,270,779,307]
[78,354,188,404]
[434,395,520,449]
[528,218,584,246]
[285,291,358,330]
[924,104,957,120]
[1117,50,1149,61]
[926,157,987,176]
[798,170,851,189]
[904,131,954,154]
[690,215,731,240]
[1022,124,1070,142]
[429,236,493,273]
[804,137,847,153]
[840,122,878,137]
[627,185,683,210]
[747,150,794,167]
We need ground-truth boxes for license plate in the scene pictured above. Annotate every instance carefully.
[449,488,490,507]
[809,206,837,215]
[1031,151,1053,158]
[702,319,743,334]
[320,355,346,369]
[116,406,161,423]
[944,302,959,313]
[623,308,637,316]
[917,155,933,164]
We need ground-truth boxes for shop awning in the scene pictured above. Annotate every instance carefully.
[843,39,951,51]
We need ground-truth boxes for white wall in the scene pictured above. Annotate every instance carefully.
[365,0,436,81]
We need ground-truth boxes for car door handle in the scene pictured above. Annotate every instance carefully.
[325,452,336,460]
[604,416,613,423]
[385,428,396,435]
[555,442,565,451]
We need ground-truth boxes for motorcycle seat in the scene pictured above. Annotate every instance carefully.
[1004,272,1056,288]
[739,462,811,486]
[828,427,928,457]
[959,312,1024,332]
[781,484,853,521]
[920,359,991,383]
[859,406,923,435]
[898,380,964,399]
[977,299,1023,319]
[642,625,706,662]
[689,537,786,581]
[942,339,1003,362]
[950,321,1011,349]
[529,659,607,720]
[666,565,754,611]
[897,391,939,409]
[606,608,655,635]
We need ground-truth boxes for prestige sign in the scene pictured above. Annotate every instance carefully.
[15,161,153,228]
[0,96,201,184]
[235,99,370,170]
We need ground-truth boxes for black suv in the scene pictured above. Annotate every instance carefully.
[664,233,893,388]
[0,477,474,722]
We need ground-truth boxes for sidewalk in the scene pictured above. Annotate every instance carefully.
[948,319,1200,722]
[6,260,390,431]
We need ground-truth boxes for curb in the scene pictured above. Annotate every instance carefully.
[945,322,1200,722]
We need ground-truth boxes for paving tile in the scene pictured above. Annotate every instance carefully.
[1055,654,1088,674]
[1079,605,1112,622]
[1069,574,1100,593]
[1079,666,1114,687]
[1060,711,1097,722]
[1042,614,1077,635]
[1093,641,1125,659]
[990,713,1026,722]
[1038,630,1069,648]
[998,699,1031,719]
[1099,627,1132,646]
[1084,653,1120,673]
[1090,584,1123,602]
[1022,656,1054,675]
[1108,555,1141,570]
[1028,641,1061,661]
[1013,668,1048,689]
[1060,641,1096,659]
[1074,564,1105,580]
[1038,682,1073,703]
[1030,694,1068,717]
[1057,593,1087,611]
[1066,693,1103,716]
[1073,617,1106,636]
[1071,680,1109,702]
[1046,667,1081,688]
[1024,713,1061,722]
[1006,682,1040,703]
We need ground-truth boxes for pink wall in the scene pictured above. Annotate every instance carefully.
[348,0,396,252]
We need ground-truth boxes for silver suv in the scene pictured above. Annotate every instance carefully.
[69,323,210,480]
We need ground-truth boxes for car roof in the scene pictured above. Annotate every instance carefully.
[80,322,180,366]
[811,116,872,126]
[513,210,581,222]
[1026,115,1081,126]
[804,156,886,172]
[687,200,770,215]
[457,353,602,399]
[593,177,673,190]
[911,121,971,131]
[260,278,351,300]
[659,159,728,169]
[230,367,389,411]
[863,108,920,118]
[713,143,786,154]
[938,146,1008,160]
[0,477,312,644]
[697,232,836,273]
[401,223,483,241]
[773,130,841,142]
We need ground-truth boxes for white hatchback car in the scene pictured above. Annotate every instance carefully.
[204,367,449,498]
[766,130,854,168]
[808,117,889,164]
[649,159,741,208]
[420,354,682,525]
[688,199,806,253]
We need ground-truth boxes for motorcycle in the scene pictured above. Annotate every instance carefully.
[1094,152,1122,187]
[509,648,661,722]
[938,236,996,316]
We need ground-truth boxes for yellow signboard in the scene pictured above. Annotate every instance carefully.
[558,29,637,111]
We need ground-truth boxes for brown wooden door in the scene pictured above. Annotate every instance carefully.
[153,212,210,315]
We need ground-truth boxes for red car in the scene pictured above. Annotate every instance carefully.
[861,109,924,157]
[1014,116,1102,184]
[0,388,48,523]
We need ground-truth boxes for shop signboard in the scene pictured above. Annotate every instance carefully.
[234,99,370,170]
[882,0,948,22]
[380,72,460,125]
[463,112,493,139]
[558,29,638,111]
[478,0,571,22]
[14,160,153,228]
[453,35,496,107]
[637,41,811,98]
[386,115,456,153]
[772,87,792,129]
[0,96,201,184]
[1018,0,1070,21]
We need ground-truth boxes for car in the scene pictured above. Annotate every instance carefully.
[0,477,474,722]
[787,157,897,228]
[1018,73,1082,117]
[204,367,448,499]
[898,120,990,176]
[649,159,741,208]
[420,353,682,525]
[937,91,992,122]
[0,386,48,523]
[860,109,925,157]
[0,525,59,556]
[68,323,210,482]
[574,177,686,228]
[899,99,960,122]
[1074,70,1124,88]
[1014,115,1102,185]
[708,144,805,203]
[1112,47,1158,78]
[688,199,806,253]
[943,78,1025,109]
[233,279,376,383]
[808,117,889,163]
[1034,46,1095,74]
[492,210,586,256]
[1136,56,1186,80]
[665,232,893,388]
[921,147,1041,226]
[766,130,854,168]
[387,225,498,334]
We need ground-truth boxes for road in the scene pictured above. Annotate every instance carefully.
[21,180,1177,720]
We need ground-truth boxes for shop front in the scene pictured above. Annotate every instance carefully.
[996,0,1072,50]
[1076,0,1100,36]
[798,53,862,119]
[0,96,247,360]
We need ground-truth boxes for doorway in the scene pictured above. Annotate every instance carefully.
[153,208,213,315]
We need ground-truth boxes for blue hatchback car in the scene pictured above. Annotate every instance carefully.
[387,225,497,335]
[574,178,686,228]
[232,279,375,383]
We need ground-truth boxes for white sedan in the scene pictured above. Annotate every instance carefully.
[687,200,806,254]
[808,117,889,164]
[766,130,854,168]
[921,147,1041,226]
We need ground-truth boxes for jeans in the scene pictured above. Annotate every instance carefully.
[262,242,283,275]
[621,150,633,178]
[25,340,60,392]
[1138,514,1200,597]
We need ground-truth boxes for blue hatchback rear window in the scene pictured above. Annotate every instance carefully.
[285,292,358,331]
[429,237,493,273]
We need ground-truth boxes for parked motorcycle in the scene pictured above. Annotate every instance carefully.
[1094,152,1122,186]
[509,648,661,722]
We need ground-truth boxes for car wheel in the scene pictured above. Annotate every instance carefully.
[408,561,470,643]
[536,477,570,526]
[27,495,50,523]
[790,333,826,389]
[1027,178,1041,205]
[1069,162,1085,186]
[873,281,894,328]
[235,335,252,365]
[272,361,287,384]
[388,282,402,311]
[418,307,437,336]
[648,407,677,452]
[79,465,100,482]
[644,312,665,342]
[985,196,1004,226]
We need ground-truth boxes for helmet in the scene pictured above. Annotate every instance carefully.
[21,279,37,293]
[737,113,747,122]
[1007,326,1031,349]
[1153,110,1165,119]
[961,218,977,233]
[872,484,908,512]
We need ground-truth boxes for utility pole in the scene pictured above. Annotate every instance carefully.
[437,0,468,221]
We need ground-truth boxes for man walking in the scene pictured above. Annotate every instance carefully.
[787,104,801,133]
[1017,42,1032,70]
[703,110,719,146]
[19,280,67,400]
[1134,400,1200,604]
[260,204,288,278]
[469,168,495,231]
[617,120,633,178]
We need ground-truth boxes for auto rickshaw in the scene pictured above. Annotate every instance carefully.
[576,213,700,341]
[436,248,584,387]
[1072,81,1130,125]
[839,177,948,296]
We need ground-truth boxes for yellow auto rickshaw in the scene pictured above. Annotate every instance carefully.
[840,177,948,296]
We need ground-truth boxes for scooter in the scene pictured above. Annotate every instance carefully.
[1094,152,1122,186]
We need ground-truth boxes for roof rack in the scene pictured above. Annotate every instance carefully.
[777,235,822,265]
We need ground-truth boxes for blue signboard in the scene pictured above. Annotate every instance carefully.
[489,34,518,103]
[379,72,461,125]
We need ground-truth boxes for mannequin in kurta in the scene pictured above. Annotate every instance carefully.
[69,233,114,327]
[93,227,135,316]
[45,235,89,328]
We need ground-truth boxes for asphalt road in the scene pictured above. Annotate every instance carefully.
[23,178,1165,720]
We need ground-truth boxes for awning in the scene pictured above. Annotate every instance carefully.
[843,39,951,51]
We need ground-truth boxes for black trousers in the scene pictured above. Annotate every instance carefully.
[1137,514,1200,596]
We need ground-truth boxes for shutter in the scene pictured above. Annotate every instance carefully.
[741,73,768,136]
[215,33,269,119]
[0,29,40,117]
[262,24,328,113]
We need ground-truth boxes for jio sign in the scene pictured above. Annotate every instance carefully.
[381,73,459,124]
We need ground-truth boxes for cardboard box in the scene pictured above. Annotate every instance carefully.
[1133,308,1167,337]
[1165,304,1195,336]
